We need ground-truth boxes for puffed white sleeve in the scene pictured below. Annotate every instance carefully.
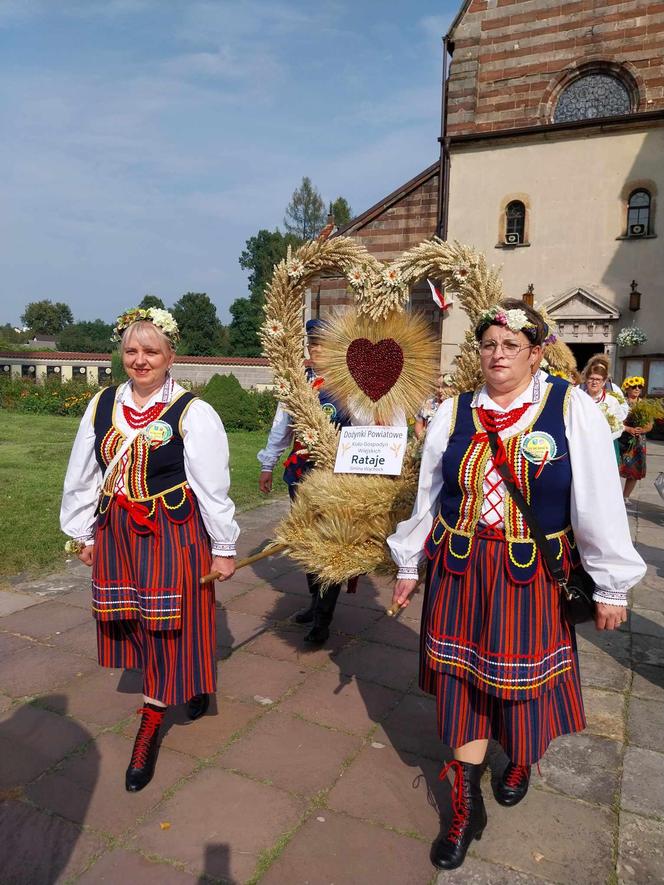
[566,387,646,606]
[60,392,103,545]
[257,403,293,471]
[182,400,240,557]
[387,397,454,579]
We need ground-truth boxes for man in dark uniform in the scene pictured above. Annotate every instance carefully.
[258,319,351,643]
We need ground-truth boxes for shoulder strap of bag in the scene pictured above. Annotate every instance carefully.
[485,429,567,587]
[101,428,142,491]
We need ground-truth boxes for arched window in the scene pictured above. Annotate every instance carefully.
[627,189,651,236]
[554,73,632,124]
[505,201,526,244]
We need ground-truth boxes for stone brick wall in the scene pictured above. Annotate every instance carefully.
[448,0,664,135]
[317,166,440,318]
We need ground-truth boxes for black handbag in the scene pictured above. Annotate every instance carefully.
[486,430,596,625]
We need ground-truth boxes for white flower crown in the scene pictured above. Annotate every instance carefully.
[113,307,180,344]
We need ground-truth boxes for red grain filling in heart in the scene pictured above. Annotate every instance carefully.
[346,338,404,402]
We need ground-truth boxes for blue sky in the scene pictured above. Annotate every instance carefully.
[0,0,458,326]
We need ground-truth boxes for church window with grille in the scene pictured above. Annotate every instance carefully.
[505,201,526,244]
[553,73,632,124]
[626,190,651,236]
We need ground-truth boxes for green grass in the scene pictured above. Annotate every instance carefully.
[0,411,286,581]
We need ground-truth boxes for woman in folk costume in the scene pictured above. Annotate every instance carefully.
[582,360,626,462]
[388,299,645,871]
[258,318,352,644]
[580,352,628,417]
[61,308,239,792]
[619,376,653,504]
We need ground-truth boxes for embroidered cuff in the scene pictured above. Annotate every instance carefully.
[396,566,419,581]
[592,589,628,608]
[211,541,237,557]
[78,536,95,547]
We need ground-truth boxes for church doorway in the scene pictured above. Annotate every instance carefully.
[568,342,605,373]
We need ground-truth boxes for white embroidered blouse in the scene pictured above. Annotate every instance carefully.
[387,371,645,607]
[60,380,239,557]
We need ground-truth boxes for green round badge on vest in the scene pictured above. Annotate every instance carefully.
[521,430,556,465]
[143,420,173,447]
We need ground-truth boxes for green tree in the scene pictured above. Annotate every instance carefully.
[229,228,302,356]
[330,196,353,228]
[240,229,303,300]
[57,319,114,353]
[139,294,165,309]
[21,300,74,335]
[171,292,222,356]
[227,297,263,357]
[0,324,29,350]
[284,176,326,239]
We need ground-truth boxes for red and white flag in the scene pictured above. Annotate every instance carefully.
[427,278,453,311]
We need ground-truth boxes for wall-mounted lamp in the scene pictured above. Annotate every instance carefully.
[522,283,535,308]
[629,280,641,312]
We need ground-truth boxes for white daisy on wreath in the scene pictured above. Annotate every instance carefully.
[265,319,285,337]
[286,257,306,280]
[274,376,291,396]
[452,265,471,284]
[347,267,367,287]
[381,266,403,288]
[301,429,319,446]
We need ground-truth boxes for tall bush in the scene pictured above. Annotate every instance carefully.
[201,373,276,431]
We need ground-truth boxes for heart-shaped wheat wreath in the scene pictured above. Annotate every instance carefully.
[260,235,573,585]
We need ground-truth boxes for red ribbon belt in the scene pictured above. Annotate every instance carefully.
[114,493,160,537]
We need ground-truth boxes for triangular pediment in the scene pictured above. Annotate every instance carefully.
[545,287,621,322]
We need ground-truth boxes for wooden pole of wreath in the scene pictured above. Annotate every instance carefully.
[199,542,287,584]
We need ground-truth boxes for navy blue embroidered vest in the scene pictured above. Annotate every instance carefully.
[425,376,579,583]
[282,368,352,487]
[94,386,196,528]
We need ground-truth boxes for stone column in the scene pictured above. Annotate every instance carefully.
[61,364,73,382]
[36,364,47,384]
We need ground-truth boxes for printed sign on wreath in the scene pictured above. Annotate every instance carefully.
[334,426,408,476]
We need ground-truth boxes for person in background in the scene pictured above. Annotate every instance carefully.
[582,361,626,461]
[580,353,628,420]
[61,308,238,792]
[388,299,645,872]
[414,374,453,439]
[258,319,351,644]
[619,376,653,505]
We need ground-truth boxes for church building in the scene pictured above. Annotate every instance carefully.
[319,0,664,394]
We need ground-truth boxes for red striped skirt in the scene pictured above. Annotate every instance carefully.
[421,531,586,764]
[92,497,216,705]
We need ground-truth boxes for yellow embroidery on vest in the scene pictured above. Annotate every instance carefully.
[507,541,537,568]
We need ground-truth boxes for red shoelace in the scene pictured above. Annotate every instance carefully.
[475,404,531,492]
[504,763,531,787]
[130,706,164,768]
[439,760,468,844]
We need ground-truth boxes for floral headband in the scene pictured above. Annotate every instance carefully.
[475,305,538,341]
[622,375,645,391]
[113,307,180,345]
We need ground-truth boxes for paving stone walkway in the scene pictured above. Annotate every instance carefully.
[1,446,663,884]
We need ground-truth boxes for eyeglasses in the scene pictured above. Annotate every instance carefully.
[478,340,532,359]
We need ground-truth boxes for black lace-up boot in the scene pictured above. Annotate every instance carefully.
[125,704,165,792]
[294,583,318,624]
[431,760,487,870]
[493,761,531,807]
[304,583,342,644]
[186,693,210,721]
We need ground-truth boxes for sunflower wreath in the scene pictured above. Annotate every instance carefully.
[260,235,511,585]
